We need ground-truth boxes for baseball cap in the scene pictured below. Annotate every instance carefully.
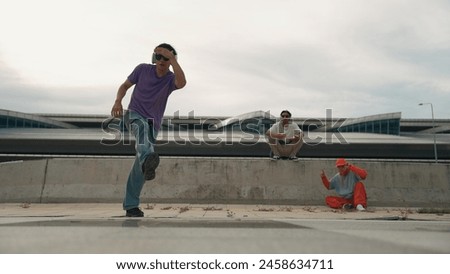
[335,158,347,167]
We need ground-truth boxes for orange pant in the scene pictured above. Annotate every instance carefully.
[325,182,367,209]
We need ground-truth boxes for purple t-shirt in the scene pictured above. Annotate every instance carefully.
[127,63,177,130]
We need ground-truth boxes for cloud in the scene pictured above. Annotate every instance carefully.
[0,58,114,114]
[0,0,449,119]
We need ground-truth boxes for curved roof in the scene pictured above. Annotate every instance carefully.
[0,109,78,129]
[210,110,276,130]
[339,112,401,128]
[418,125,450,134]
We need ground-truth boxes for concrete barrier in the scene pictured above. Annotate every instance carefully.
[0,160,47,203]
[1,157,449,207]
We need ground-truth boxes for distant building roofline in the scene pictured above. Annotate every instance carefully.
[0,109,78,129]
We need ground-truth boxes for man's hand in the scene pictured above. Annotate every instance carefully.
[112,80,133,117]
[154,47,187,89]
[155,47,176,63]
[320,169,330,189]
[267,132,286,139]
[111,101,123,117]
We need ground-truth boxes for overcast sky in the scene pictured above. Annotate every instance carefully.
[1,0,449,119]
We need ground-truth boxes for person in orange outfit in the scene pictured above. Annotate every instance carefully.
[320,158,368,211]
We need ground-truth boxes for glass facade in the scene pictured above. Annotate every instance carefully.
[0,110,76,129]
[334,118,400,135]
[0,115,60,128]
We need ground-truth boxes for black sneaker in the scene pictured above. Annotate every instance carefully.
[342,204,353,210]
[271,155,280,161]
[126,207,144,217]
[142,152,160,180]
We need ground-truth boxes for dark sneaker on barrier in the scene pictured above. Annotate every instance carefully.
[289,156,299,161]
[143,152,160,180]
[271,155,280,161]
[342,204,353,210]
[126,207,144,217]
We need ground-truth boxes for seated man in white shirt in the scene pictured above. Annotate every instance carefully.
[265,110,304,161]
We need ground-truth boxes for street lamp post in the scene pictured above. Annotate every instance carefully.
[419,103,438,163]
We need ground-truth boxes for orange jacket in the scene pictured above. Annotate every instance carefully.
[321,164,367,189]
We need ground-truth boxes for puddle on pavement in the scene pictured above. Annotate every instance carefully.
[0,218,310,229]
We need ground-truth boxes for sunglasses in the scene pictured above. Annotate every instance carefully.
[154,53,169,61]
[281,115,291,118]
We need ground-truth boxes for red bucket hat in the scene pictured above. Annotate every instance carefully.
[335,158,347,167]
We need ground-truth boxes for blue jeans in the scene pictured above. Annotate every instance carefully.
[122,110,158,210]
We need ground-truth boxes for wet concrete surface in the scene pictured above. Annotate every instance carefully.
[1,203,449,253]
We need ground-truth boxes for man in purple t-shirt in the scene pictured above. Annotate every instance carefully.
[111,43,187,217]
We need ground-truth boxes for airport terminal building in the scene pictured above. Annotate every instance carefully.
[1,108,449,161]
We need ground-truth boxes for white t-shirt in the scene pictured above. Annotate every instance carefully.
[269,121,302,140]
